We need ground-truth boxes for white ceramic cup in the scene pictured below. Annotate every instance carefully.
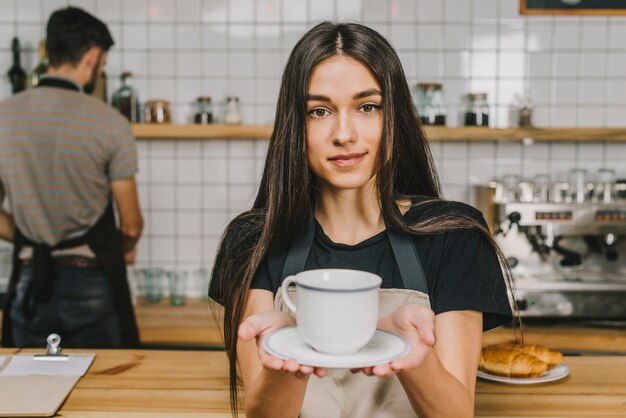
[281,269,382,355]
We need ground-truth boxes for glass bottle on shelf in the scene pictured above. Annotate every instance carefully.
[7,37,27,94]
[518,96,533,127]
[223,96,242,125]
[194,96,213,124]
[509,94,534,128]
[29,39,48,88]
[414,82,446,126]
[464,93,489,126]
[508,94,522,128]
[111,72,140,122]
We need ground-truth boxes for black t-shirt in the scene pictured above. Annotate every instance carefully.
[211,200,513,332]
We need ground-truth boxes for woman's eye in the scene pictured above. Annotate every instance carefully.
[308,108,329,118]
[360,103,380,113]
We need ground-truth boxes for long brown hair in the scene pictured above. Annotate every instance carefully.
[210,21,520,416]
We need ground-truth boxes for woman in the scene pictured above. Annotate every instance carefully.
[210,22,514,418]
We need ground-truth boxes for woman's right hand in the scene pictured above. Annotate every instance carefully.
[238,311,328,378]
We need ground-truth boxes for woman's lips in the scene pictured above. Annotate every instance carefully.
[328,152,366,168]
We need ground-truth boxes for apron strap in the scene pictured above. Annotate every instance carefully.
[281,215,316,278]
[385,207,428,294]
[280,207,428,294]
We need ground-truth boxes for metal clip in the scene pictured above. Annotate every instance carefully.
[33,333,69,361]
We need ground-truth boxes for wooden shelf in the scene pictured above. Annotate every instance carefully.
[132,123,272,139]
[132,124,626,142]
[425,127,626,142]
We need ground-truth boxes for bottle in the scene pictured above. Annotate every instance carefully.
[414,83,446,126]
[509,94,534,128]
[464,93,489,126]
[508,94,522,128]
[92,70,107,102]
[29,39,48,88]
[518,96,533,127]
[223,96,242,124]
[111,72,140,122]
[7,37,27,94]
[194,96,213,124]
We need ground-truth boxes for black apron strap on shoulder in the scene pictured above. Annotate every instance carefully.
[278,208,427,294]
[386,206,428,294]
[280,215,315,279]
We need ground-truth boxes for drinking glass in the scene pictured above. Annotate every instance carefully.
[142,268,165,304]
[167,269,188,307]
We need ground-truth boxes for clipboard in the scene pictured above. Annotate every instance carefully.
[0,334,96,417]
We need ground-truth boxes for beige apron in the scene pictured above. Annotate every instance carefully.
[274,286,430,418]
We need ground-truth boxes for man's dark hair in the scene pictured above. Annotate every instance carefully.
[46,7,114,67]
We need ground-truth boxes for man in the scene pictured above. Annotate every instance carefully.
[0,7,143,348]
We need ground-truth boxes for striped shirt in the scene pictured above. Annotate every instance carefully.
[0,78,138,246]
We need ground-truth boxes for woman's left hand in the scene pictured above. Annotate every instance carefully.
[352,303,436,377]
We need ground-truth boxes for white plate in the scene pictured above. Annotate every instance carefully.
[263,327,410,369]
[477,364,570,385]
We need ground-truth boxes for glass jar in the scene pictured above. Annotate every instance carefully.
[111,72,141,122]
[594,168,615,203]
[143,99,171,124]
[551,182,571,203]
[532,174,551,203]
[194,96,213,124]
[569,168,589,203]
[518,97,533,127]
[223,96,242,125]
[501,174,520,202]
[509,95,534,128]
[414,83,446,126]
[464,93,489,127]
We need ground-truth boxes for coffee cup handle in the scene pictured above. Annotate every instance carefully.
[281,276,297,315]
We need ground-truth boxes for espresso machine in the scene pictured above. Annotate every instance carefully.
[476,169,626,319]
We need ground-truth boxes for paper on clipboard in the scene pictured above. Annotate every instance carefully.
[0,353,95,417]
[0,375,80,417]
[0,353,95,376]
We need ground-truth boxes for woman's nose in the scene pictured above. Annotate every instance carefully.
[332,112,356,146]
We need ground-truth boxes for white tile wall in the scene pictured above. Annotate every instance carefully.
[1,0,626,286]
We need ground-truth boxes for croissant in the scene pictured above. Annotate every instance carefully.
[500,342,564,368]
[479,344,550,378]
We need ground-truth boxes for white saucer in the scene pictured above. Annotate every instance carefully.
[263,326,409,369]
[477,364,570,385]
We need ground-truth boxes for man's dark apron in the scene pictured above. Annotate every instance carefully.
[272,213,429,417]
[2,202,139,347]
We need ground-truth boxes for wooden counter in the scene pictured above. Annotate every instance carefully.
[135,298,223,348]
[11,348,626,417]
[484,324,626,353]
